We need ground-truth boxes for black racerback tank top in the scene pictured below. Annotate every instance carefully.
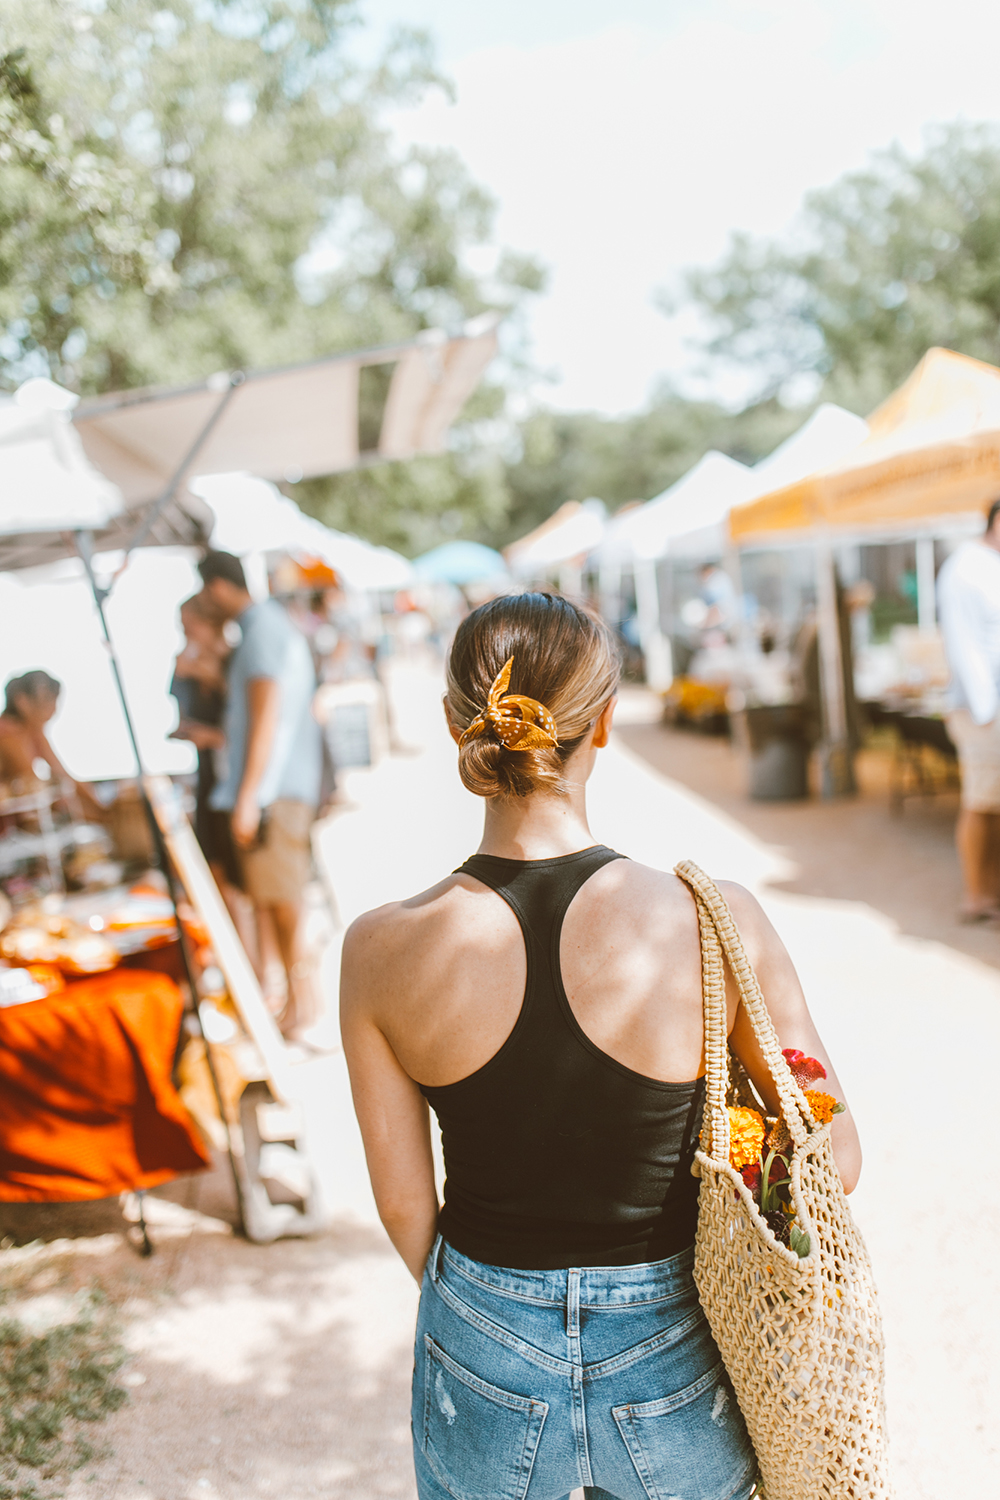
[419,845,705,1270]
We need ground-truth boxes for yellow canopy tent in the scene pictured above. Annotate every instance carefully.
[729,347,1000,543]
[727,347,1000,796]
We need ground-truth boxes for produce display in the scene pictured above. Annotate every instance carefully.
[0,910,119,974]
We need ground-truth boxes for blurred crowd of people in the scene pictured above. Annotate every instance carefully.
[167,550,464,1045]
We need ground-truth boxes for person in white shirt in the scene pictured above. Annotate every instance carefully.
[938,498,1000,920]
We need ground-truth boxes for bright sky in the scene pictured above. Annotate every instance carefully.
[361,0,1000,413]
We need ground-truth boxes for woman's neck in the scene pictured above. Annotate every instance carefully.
[476,785,596,861]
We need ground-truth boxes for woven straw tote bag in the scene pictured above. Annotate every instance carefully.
[674,861,892,1500]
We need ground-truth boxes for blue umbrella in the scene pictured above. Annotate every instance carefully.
[413,540,508,585]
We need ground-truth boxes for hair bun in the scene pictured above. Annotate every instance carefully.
[458,736,547,800]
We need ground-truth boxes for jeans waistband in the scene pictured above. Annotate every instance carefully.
[430,1236,696,1308]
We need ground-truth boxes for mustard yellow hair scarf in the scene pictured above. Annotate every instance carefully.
[458,656,558,751]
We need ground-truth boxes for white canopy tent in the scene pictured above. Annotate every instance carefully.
[73,316,499,513]
[0,379,211,572]
[0,381,199,776]
[0,383,119,533]
[191,472,413,594]
[749,402,869,495]
[609,407,871,571]
[603,451,759,566]
[593,410,872,690]
[506,499,606,596]
[596,453,759,687]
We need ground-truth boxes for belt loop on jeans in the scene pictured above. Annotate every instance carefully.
[429,1234,444,1284]
[566,1268,581,1338]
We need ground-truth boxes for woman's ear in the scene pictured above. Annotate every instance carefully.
[443,696,464,745]
[591,695,617,750]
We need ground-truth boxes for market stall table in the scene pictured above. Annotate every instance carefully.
[0,966,208,1201]
[865,701,959,813]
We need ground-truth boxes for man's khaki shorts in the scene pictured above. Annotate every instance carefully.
[239,798,315,905]
[947,709,1000,811]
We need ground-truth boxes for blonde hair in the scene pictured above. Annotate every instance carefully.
[446,592,621,799]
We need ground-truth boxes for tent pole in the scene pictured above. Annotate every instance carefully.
[634,557,672,691]
[72,528,249,1233]
[723,542,750,654]
[114,373,243,572]
[815,538,855,798]
[598,555,621,630]
[916,536,937,632]
[558,558,584,600]
[73,530,147,778]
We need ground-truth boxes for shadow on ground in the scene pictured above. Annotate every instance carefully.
[616,719,1000,971]
[2,1213,417,1500]
[0,1150,241,1250]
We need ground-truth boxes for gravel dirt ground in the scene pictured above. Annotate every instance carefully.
[3,665,998,1499]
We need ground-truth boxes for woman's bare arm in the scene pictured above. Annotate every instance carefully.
[340,914,439,1283]
[718,882,863,1194]
[35,731,105,821]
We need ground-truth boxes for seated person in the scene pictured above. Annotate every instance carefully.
[0,670,105,821]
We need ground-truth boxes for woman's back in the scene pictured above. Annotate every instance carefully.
[354,846,719,1267]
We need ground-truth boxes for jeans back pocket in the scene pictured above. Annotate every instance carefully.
[613,1362,756,1500]
[421,1335,548,1500]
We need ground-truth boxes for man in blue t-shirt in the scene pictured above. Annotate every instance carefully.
[199,551,323,1039]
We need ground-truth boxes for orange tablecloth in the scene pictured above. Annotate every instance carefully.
[0,969,209,1201]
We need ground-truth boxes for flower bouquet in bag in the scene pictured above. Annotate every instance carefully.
[675,860,892,1500]
[728,1050,845,1258]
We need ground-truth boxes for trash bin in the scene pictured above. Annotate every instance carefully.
[743,705,809,801]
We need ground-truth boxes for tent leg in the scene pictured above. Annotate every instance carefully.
[599,557,621,629]
[118,376,240,561]
[558,559,584,600]
[916,536,937,632]
[634,558,673,691]
[723,544,752,656]
[72,530,251,1235]
[815,540,855,798]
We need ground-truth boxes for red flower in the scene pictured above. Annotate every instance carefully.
[740,1163,762,1194]
[782,1048,827,1087]
[766,1153,789,1189]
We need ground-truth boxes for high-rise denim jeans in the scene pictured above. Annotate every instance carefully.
[412,1235,758,1500]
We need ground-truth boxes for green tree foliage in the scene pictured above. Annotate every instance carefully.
[679,123,1000,413]
[0,1,542,555]
[0,0,538,390]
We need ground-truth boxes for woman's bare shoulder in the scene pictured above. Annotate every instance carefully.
[340,873,507,1003]
[586,855,697,912]
[344,874,466,949]
[567,857,699,947]
[580,859,770,942]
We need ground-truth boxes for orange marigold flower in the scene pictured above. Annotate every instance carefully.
[727,1106,765,1170]
[803,1089,838,1125]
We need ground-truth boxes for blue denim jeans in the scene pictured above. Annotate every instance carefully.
[412,1236,758,1500]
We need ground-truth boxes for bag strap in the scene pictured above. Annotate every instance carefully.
[675,860,814,1158]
